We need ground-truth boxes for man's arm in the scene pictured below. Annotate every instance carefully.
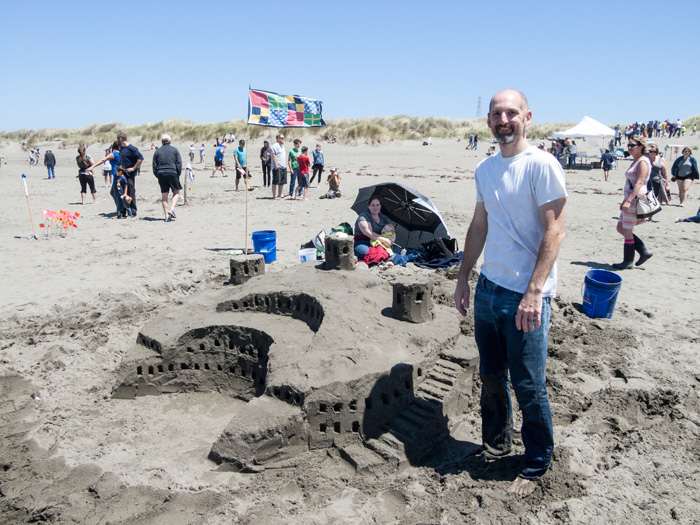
[272,148,279,170]
[175,149,182,176]
[454,201,488,316]
[516,196,566,332]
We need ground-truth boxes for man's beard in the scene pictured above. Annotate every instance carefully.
[494,126,520,145]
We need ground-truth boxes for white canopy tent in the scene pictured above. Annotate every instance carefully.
[552,116,616,139]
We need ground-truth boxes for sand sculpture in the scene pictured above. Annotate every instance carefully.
[112,261,478,473]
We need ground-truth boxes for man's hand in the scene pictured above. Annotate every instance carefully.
[454,279,471,317]
[515,290,542,332]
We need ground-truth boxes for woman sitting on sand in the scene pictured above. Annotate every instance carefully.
[612,135,653,270]
[321,167,341,199]
[671,147,699,207]
[354,196,395,260]
[76,146,97,205]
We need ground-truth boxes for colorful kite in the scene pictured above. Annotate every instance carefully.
[247,88,325,128]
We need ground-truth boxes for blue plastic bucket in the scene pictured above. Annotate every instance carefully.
[252,230,276,263]
[582,269,622,319]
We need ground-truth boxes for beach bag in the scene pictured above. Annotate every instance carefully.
[636,191,661,219]
[331,222,353,235]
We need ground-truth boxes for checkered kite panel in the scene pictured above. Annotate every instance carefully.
[248,89,325,128]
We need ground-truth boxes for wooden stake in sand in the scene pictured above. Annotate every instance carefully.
[21,174,38,240]
[245,125,249,254]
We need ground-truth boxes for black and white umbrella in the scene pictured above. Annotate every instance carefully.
[351,182,450,249]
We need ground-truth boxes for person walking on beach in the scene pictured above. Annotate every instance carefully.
[472,133,479,150]
[211,142,226,177]
[453,89,567,498]
[199,143,205,163]
[612,136,654,269]
[310,143,325,187]
[260,140,271,187]
[234,139,249,191]
[44,149,56,179]
[671,147,699,207]
[601,149,615,182]
[116,132,144,217]
[152,134,182,222]
[270,133,287,199]
[189,143,195,163]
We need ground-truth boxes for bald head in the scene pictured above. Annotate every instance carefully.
[489,89,528,114]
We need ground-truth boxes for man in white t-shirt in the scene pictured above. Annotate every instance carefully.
[454,89,567,498]
[270,133,287,199]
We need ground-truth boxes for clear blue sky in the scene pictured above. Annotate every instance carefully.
[1,0,697,132]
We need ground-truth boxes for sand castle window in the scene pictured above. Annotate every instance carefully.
[168,363,175,372]
[349,400,357,412]
[230,366,236,374]
[352,421,360,433]
[217,364,223,371]
[319,423,327,433]
[233,302,239,310]
[148,366,154,375]
[204,363,210,370]
[273,387,281,397]
[319,403,328,413]
[243,301,249,308]
[417,368,423,377]
[199,343,205,351]
[333,422,341,433]
[187,347,194,353]
[214,339,220,347]
[333,403,343,413]
[181,363,189,370]
[294,393,301,403]
[137,366,143,376]
[194,363,200,370]
[416,292,424,303]
[157,365,164,373]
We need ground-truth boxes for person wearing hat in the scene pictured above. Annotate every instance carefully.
[152,134,182,222]
[322,166,341,199]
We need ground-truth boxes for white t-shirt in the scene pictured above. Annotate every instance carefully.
[570,144,577,154]
[270,142,286,170]
[475,146,568,297]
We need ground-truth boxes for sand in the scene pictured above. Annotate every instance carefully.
[1,131,699,524]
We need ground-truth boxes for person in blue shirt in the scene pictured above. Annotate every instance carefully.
[234,139,249,191]
[211,141,227,178]
[310,143,325,188]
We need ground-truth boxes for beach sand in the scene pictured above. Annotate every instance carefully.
[1,132,699,523]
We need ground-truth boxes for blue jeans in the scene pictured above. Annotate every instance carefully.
[47,166,55,178]
[288,168,299,196]
[354,239,370,259]
[569,153,576,168]
[474,274,553,479]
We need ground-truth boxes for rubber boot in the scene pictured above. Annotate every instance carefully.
[633,234,653,266]
[612,243,635,270]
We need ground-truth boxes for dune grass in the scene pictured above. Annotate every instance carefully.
[4,114,697,149]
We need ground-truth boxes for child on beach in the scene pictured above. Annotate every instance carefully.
[296,146,311,201]
[111,166,132,218]
[370,223,396,256]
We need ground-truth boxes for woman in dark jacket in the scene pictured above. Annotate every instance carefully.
[671,147,699,207]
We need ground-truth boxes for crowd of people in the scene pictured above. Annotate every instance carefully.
[616,119,694,142]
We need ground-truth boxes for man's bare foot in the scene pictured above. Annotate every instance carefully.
[508,476,536,498]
